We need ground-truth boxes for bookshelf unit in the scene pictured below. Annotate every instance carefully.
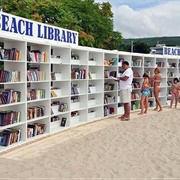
[1,13,180,152]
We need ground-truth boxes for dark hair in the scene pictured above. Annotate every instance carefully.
[143,72,149,78]
[122,61,129,66]
[173,78,179,83]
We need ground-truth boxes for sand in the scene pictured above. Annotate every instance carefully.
[0,107,180,179]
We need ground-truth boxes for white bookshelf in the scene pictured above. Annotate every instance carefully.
[1,15,180,152]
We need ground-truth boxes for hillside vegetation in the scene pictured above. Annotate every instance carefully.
[123,36,180,46]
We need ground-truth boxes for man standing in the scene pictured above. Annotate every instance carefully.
[116,61,133,121]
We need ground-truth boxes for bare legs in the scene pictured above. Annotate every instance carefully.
[144,96,149,114]
[119,103,130,119]
[175,97,178,108]
[138,96,148,115]
[170,94,178,108]
[154,89,162,112]
[124,103,130,119]
[170,94,175,108]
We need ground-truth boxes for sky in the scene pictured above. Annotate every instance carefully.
[95,0,180,39]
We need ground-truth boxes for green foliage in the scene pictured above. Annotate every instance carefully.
[119,44,131,52]
[103,31,123,50]
[2,0,122,49]
[133,41,150,54]
[119,41,151,53]
[123,36,180,47]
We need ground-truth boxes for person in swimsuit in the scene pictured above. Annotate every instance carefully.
[170,78,180,108]
[150,67,162,112]
[138,73,150,115]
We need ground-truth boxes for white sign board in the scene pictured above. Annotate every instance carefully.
[0,11,78,45]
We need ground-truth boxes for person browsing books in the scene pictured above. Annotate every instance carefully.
[170,77,180,108]
[150,67,162,112]
[138,73,151,115]
[115,61,133,121]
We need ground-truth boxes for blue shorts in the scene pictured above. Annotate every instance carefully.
[142,90,150,96]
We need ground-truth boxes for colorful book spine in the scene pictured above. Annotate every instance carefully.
[0,70,20,82]
[0,129,21,146]
[27,89,45,101]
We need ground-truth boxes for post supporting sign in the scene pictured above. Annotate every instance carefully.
[0,11,78,45]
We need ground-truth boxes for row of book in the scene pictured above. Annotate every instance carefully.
[51,88,61,97]
[0,90,21,105]
[27,123,46,138]
[71,96,79,103]
[27,106,45,120]
[132,81,141,89]
[0,48,21,61]
[51,116,67,127]
[104,58,117,66]
[144,60,155,67]
[167,72,176,77]
[27,89,45,101]
[104,106,115,116]
[71,68,86,79]
[104,70,117,78]
[0,128,21,146]
[131,92,140,100]
[167,63,177,68]
[133,71,140,78]
[27,70,46,81]
[104,94,116,104]
[27,50,47,63]
[131,58,143,67]
[156,62,165,67]
[71,85,79,95]
[104,83,114,91]
[51,101,68,114]
[0,111,21,126]
[0,70,21,82]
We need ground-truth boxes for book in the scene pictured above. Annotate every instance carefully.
[0,128,21,146]
[0,90,21,105]
[27,106,45,120]
[61,118,67,127]
[109,76,118,80]
[0,70,20,82]
[27,89,45,101]
[1,48,21,61]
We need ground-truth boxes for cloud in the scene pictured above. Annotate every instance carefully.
[114,1,180,38]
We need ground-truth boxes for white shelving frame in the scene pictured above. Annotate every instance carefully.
[0,31,180,153]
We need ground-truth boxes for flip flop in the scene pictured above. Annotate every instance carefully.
[119,115,125,119]
[121,117,130,121]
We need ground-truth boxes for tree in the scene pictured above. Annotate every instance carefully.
[2,0,123,49]
[133,41,151,54]
[103,31,123,50]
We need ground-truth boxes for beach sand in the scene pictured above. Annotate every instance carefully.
[0,107,180,179]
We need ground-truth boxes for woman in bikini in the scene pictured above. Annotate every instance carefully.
[150,67,162,112]
[170,77,180,108]
[138,73,151,115]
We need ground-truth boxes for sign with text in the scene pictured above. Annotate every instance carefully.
[163,46,180,56]
[0,11,78,45]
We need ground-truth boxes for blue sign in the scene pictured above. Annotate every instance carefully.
[0,12,78,45]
